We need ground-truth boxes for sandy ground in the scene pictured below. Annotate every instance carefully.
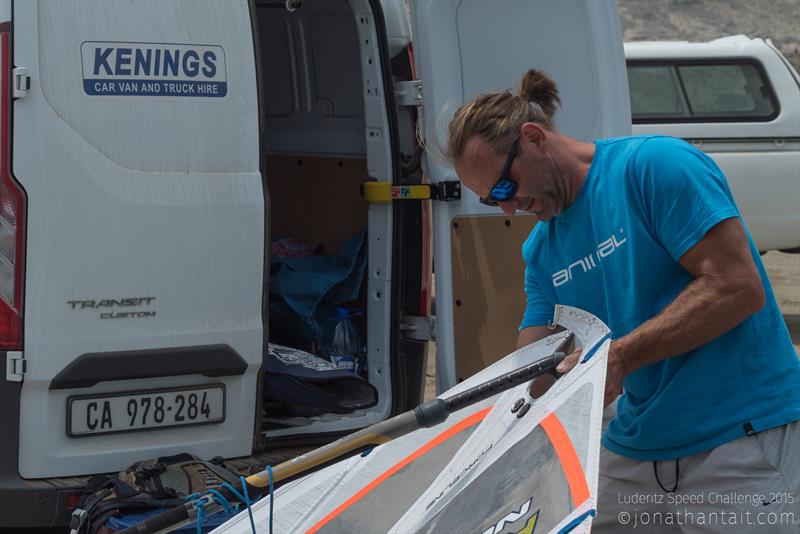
[424,251,800,400]
[762,251,800,351]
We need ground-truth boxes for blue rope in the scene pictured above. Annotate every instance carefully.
[557,509,596,534]
[219,478,257,534]
[581,332,612,363]
[241,475,258,534]
[185,492,203,534]
[185,467,274,534]
[204,489,234,513]
[187,490,235,534]
[195,499,205,534]
[265,467,274,534]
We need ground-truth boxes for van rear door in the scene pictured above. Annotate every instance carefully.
[409,0,632,392]
[13,0,263,478]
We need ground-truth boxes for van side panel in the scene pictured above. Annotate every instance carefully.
[14,0,263,477]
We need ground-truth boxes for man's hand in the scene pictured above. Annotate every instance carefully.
[555,344,625,406]
[528,348,581,398]
[555,349,582,375]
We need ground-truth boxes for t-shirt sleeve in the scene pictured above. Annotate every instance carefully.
[519,262,554,331]
[632,137,740,261]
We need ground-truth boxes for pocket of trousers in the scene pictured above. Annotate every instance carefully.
[746,432,793,499]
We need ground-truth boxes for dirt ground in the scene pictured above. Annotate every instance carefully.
[425,251,800,400]
[762,251,800,351]
[618,0,800,71]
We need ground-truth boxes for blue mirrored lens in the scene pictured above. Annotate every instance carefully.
[490,180,517,201]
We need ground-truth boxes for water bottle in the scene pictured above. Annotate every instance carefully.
[326,307,362,374]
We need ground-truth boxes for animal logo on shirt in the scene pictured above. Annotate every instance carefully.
[552,229,627,288]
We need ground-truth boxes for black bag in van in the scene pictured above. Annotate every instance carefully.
[264,344,378,417]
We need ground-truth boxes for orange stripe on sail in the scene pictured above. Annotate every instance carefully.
[540,413,590,507]
[306,406,493,534]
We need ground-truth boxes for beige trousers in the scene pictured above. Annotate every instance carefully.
[593,421,800,533]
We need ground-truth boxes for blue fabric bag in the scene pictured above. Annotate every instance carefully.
[269,230,367,342]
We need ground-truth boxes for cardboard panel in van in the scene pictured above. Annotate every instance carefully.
[450,215,537,382]
[267,156,368,255]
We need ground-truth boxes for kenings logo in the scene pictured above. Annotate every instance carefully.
[552,229,627,288]
[81,42,227,97]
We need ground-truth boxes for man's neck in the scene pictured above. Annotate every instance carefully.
[552,133,596,206]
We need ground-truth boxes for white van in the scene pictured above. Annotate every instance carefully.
[625,36,800,252]
[0,0,630,527]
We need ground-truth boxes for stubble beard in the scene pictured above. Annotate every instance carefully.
[538,155,573,219]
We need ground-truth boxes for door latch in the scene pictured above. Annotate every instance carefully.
[5,351,25,382]
[13,67,30,99]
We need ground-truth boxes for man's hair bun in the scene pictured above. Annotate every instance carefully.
[442,68,561,162]
[518,69,561,122]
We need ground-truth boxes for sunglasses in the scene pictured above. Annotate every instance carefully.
[479,136,520,207]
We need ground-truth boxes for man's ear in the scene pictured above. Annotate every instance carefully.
[520,122,547,151]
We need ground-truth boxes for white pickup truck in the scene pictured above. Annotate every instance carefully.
[625,36,800,253]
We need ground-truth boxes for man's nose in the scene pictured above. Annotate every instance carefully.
[498,199,517,216]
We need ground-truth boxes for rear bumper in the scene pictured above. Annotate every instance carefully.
[0,473,86,528]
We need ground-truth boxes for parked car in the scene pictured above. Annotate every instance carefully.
[0,0,631,527]
[625,35,800,252]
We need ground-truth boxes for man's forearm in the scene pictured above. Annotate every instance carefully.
[517,325,562,349]
[613,271,764,375]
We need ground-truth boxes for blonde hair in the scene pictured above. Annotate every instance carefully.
[444,69,561,162]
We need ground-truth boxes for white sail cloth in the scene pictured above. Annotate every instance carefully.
[212,305,609,534]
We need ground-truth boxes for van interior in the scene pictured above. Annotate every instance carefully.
[254,0,425,443]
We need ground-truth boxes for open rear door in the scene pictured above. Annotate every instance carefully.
[410,0,632,392]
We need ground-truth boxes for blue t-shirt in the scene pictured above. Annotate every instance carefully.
[521,135,800,461]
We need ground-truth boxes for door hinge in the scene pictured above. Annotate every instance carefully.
[13,67,30,99]
[400,314,435,342]
[394,80,422,106]
[361,181,461,203]
[5,351,25,382]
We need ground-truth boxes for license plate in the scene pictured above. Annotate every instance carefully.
[68,385,225,437]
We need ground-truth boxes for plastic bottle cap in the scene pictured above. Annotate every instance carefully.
[335,307,349,318]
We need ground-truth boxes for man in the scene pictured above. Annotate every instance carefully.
[445,69,799,532]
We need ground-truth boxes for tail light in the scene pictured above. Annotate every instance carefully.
[0,31,26,349]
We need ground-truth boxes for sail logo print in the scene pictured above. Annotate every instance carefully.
[480,497,540,534]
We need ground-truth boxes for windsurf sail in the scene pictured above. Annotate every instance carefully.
[212,305,610,534]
